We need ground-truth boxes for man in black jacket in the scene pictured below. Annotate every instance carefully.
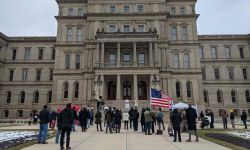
[38,105,50,144]
[186,104,199,142]
[59,103,74,150]
[241,110,248,129]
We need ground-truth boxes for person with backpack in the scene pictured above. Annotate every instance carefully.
[144,108,153,135]
[156,108,165,130]
[105,107,113,134]
[241,110,248,129]
[171,109,182,142]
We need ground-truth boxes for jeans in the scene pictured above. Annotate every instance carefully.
[129,119,133,128]
[71,123,76,131]
[87,119,90,128]
[243,120,247,129]
[124,121,128,130]
[145,122,151,134]
[223,119,228,129]
[60,126,71,148]
[106,121,113,133]
[158,120,165,130]
[38,123,48,143]
[133,120,138,131]
[55,129,61,144]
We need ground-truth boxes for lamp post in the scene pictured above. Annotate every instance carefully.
[151,74,160,88]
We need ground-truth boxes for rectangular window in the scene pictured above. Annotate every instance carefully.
[173,54,179,68]
[184,54,190,68]
[68,8,73,16]
[24,48,30,60]
[20,92,25,103]
[65,54,70,69]
[239,47,244,58]
[199,47,204,59]
[110,5,116,13]
[38,48,43,60]
[180,7,186,15]
[18,110,23,118]
[211,47,217,58]
[171,27,177,41]
[77,8,84,16]
[76,28,82,41]
[109,25,116,32]
[124,25,130,32]
[75,54,81,69]
[138,25,144,32]
[66,28,73,41]
[138,53,145,65]
[228,67,234,80]
[12,49,17,60]
[123,53,130,66]
[22,69,28,81]
[109,54,116,65]
[214,68,220,80]
[51,48,55,60]
[124,5,129,13]
[138,5,144,13]
[48,91,52,103]
[36,70,41,81]
[181,26,188,40]
[170,7,176,14]
[202,68,206,80]
[49,69,53,81]
[9,70,14,81]
[225,47,231,59]
[6,92,11,104]
[242,68,248,80]
[4,110,9,117]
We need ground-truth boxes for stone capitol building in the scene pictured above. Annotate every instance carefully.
[0,0,249,120]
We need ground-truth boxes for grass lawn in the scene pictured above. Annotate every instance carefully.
[0,129,56,150]
[198,129,250,150]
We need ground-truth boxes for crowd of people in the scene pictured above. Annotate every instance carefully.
[35,103,248,150]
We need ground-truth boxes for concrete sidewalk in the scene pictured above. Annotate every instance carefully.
[16,125,230,150]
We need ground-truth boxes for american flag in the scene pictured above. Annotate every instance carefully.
[150,88,173,108]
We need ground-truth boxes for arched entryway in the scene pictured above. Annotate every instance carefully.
[123,80,131,99]
[107,81,116,100]
[138,81,147,100]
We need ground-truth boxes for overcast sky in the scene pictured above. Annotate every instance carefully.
[0,0,250,36]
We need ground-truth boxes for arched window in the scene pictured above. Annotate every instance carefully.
[4,110,9,118]
[34,91,39,103]
[63,82,69,98]
[74,82,79,99]
[186,81,192,98]
[20,91,25,103]
[6,91,11,104]
[217,90,223,103]
[231,90,237,103]
[47,90,52,103]
[246,90,250,102]
[203,90,208,103]
[138,81,147,100]
[107,81,116,100]
[123,80,131,99]
[176,81,181,98]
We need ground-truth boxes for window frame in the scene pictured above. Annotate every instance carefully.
[211,47,217,59]
[138,5,144,13]
[76,28,82,41]
[66,28,73,41]
[137,24,145,32]
[36,69,41,81]
[38,48,43,60]
[110,5,116,13]
[181,26,188,40]
[184,53,190,68]
[124,5,129,13]
[65,54,70,69]
[68,8,74,16]
[171,27,177,41]
[6,91,11,104]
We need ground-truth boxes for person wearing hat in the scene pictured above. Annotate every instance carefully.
[38,105,50,144]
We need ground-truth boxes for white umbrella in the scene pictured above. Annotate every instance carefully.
[172,102,188,109]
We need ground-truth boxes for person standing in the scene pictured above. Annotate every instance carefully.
[38,105,50,144]
[151,110,156,134]
[144,108,152,135]
[209,111,214,128]
[90,109,94,126]
[140,108,146,132]
[78,108,88,132]
[230,110,235,129]
[171,109,182,142]
[59,103,74,150]
[241,110,248,129]
[114,110,122,133]
[105,107,113,134]
[156,108,165,130]
[123,111,129,130]
[55,108,62,144]
[95,109,103,131]
[71,106,77,132]
[186,104,199,142]
[33,113,38,125]
[222,110,228,129]
[129,107,134,129]
[132,108,139,131]
[50,110,57,128]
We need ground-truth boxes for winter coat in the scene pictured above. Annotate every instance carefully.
[144,110,153,123]
[95,111,102,124]
[39,108,50,124]
[241,112,247,121]
[170,109,182,131]
[123,113,129,121]
[105,110,113,122]
[128,108,134,120]
[186,107,197,130]
[156,111,164,122]
[132,110,139,120]
[72,109,78,120]
[140,110,145,125]
[78,109,88,124]
[222,112,228,120]
[230,112,235,120]
[58,108,74,128]
[114,112,122,124]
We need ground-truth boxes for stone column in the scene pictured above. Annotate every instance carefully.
[100,75,105,100]
[101,42,105,66]
[133,42,137,67]
[117,43,121,67]
[133,75,138,100]
[95,43,100,67]
[116,75,121,100]
[149,42,153,67]
[154,42,160,66]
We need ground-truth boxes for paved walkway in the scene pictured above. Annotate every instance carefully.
[5,124,229,150]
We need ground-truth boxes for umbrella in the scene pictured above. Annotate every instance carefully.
[172,102,188,109]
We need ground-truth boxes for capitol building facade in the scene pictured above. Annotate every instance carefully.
[0,0,249,120]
